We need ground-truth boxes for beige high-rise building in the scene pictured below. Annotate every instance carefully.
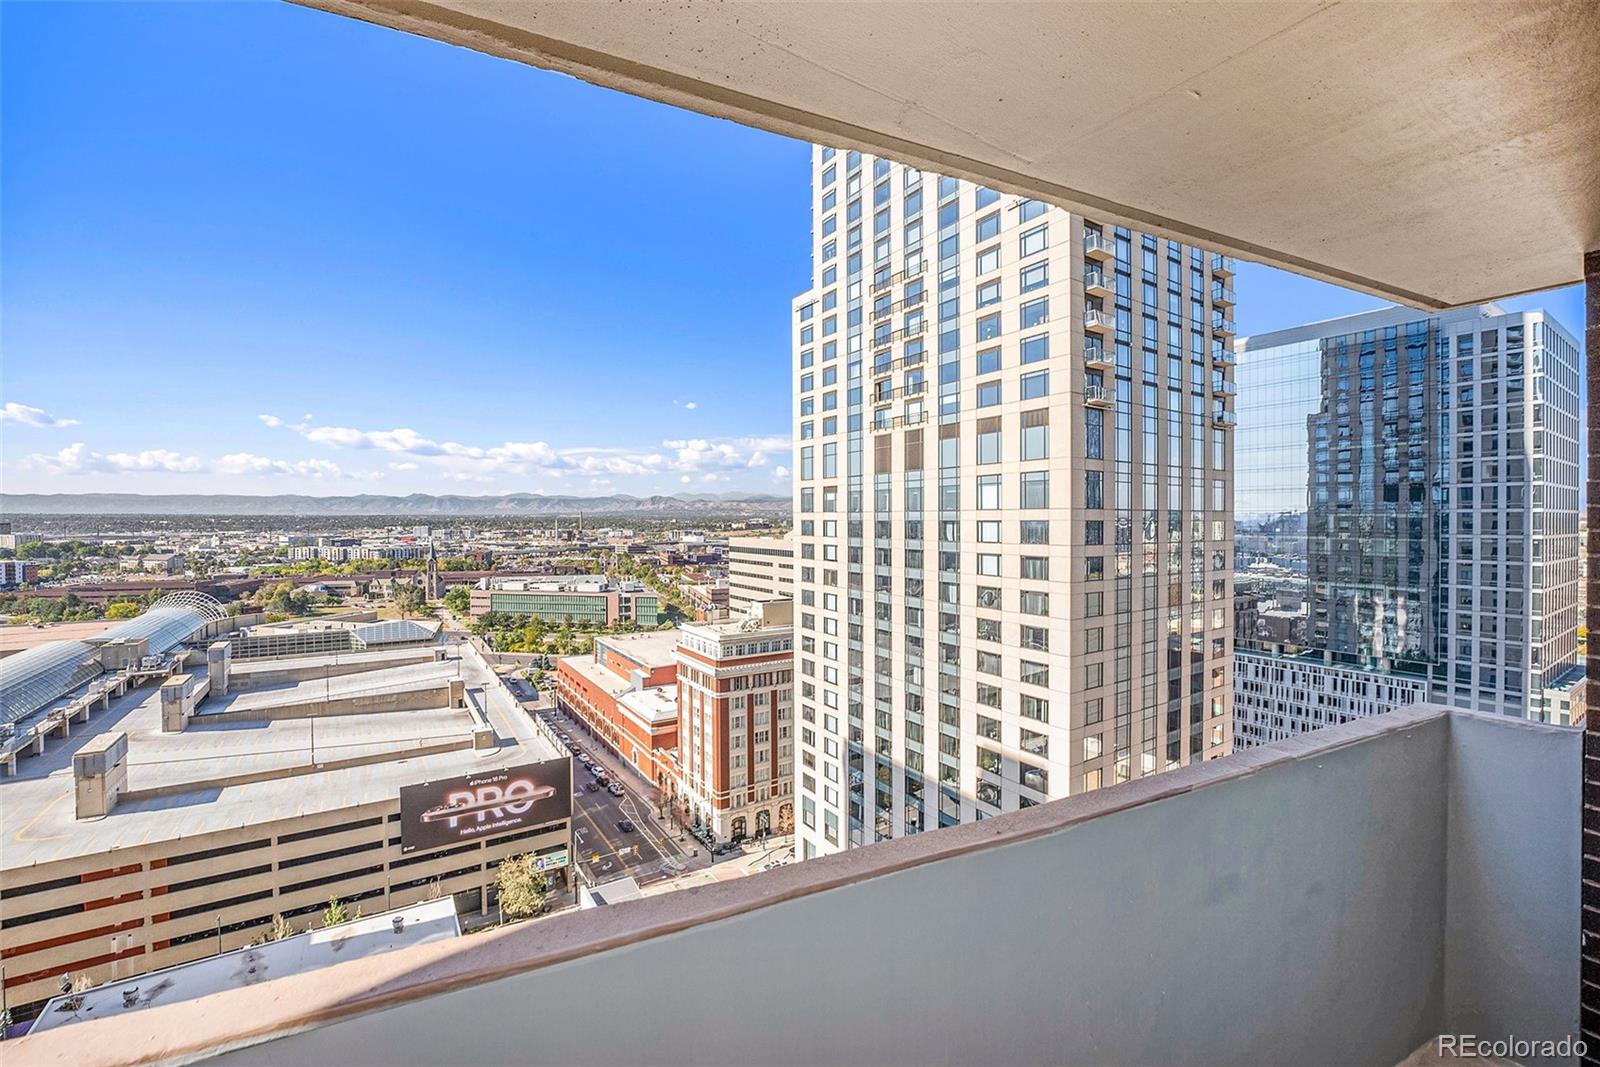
[790,148,1236,859]
[725,533,795,614]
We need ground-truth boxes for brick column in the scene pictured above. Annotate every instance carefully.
[1583,249,1599,1063]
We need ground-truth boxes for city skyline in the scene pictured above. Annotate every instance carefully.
[2,1,1586,500]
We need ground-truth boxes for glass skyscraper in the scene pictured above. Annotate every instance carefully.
[1234,304,1585,744]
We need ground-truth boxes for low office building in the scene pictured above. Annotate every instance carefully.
[553,630,681,787]
[226,617,442,660]
[0,628,571,1019]
[469,577,660,628]
[724,534,794,615]
[671,600,795,843]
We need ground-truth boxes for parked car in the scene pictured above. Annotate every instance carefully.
[617,820,636,833]
[586,781,601,793]
[596,775,610,788]
[607,783,625,797]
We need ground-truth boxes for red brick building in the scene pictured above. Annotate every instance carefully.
[554,631,682,788]
[671,600,795,843]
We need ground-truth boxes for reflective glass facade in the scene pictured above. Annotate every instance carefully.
[1234,304,1585,743]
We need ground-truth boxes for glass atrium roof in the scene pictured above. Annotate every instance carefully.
[0,592,225,728]
[0,640,99,728]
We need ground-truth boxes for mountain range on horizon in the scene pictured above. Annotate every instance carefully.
[0,491,791,517]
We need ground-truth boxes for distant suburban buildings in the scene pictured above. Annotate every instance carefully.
[790,148,1236,860]
[0,520,17,551]
[469,576,660,628]
[724,533,795,614]
[139,552,185,574]
[1234,303,1586,743]
[1,559,42,588]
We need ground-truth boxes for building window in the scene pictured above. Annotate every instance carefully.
[977,474,1002,510]
[1020,471,1049,509]
[1022,409,1048,460]
[1019,224,1048,258]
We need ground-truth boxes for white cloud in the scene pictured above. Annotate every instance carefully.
[2,402,79,428]
[267,418,790,489]
[215,453,341,478]
[684,401,698,410]
[771,465,791,481]
[29,443,203,475]
[258,414,283,428]
[679,474,693,484]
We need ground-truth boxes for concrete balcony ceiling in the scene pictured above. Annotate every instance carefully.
[294,0,1599,309]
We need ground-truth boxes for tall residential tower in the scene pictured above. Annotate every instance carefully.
[791,148,1236,860]
[1233,304,1585,743]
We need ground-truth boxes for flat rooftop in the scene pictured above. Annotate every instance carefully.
[618,685,678,728]
[558,654,633,700]
[2,645,561,872]
[0,619,118,658]
[595,629,682,669]
[26,897,461,1034]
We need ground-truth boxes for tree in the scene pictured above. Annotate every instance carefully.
[443,586,471,615]
[104,601,143,620]
[495,854,549,921]
[391,581,426,618]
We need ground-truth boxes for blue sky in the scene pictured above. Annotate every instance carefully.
[2,2,1584,498]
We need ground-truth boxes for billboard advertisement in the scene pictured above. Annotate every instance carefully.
[399,758,571,853]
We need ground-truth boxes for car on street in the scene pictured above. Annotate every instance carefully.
[586,781,600,793]
[617,820,635,833]
[607,783,625,797]
[587,764,601,776]
[596,775,610,788]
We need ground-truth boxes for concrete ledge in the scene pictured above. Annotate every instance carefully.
[193,685,452,722]
[117,738,474,803]
[228,650,437,689]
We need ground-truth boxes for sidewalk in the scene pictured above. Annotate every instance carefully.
[639,839,795,897]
